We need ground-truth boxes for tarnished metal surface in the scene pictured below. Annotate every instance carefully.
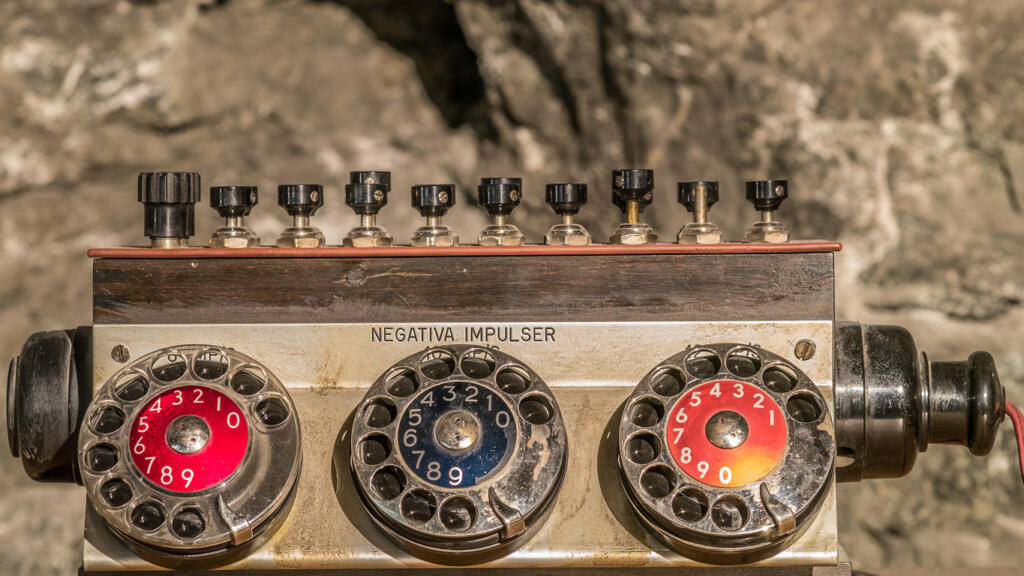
[85,322,836,572]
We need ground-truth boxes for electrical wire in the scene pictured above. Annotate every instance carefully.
[1005,402,1024,484]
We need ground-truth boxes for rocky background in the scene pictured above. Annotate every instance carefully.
[1,0,1023,573]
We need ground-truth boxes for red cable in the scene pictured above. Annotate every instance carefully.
[1006,402,1024,484]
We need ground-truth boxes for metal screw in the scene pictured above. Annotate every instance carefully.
[111,344,131,363]
[310,190,319,202]
[794,339,816,361]
[438,191,448,203]
[373,189,384,202]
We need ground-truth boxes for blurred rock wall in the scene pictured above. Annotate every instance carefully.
[1,0,1022,573]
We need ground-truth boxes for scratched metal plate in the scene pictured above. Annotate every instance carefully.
[84,322,837,572]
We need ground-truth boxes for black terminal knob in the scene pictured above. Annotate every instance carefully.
[345,171,391,215]
[745,179,789,211]
[138,172,200,240]
[545,183,587,215]
[477,177,522,216]
[278,184,324,217]
[411,184,455,218]
[210,185,258,218]
[612,169,654,203]
[677,181,719,212]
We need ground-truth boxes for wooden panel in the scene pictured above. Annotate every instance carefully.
[92,253,834,324]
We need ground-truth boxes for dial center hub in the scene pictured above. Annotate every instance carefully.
[435,410,480,451]
[705,410,749,450]
[166,415,211,454]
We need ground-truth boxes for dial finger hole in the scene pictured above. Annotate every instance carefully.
[640,465,676,499]
[685,349,721,379]
[625,431,661,465]
[672,487,709,523]
[114,374,149,402]
[86,444,118,472]
[629,397,665,427]
[359,433,391,466]
[439,497,476,532]
[787,392,823,423]
[460,349,496,379]
[230,367,266,396]
[171,508,207,538]
[194,349,228,380]
[99,478,133,508]
[255,396,290,427]
[371,466,406,500]
[385,368,419,398]
[762,365,797,393]
[362,397,397,428]
[650,367,683,397]
[710,495,749,531]
[152,352,188,382]
[495,366,531,395]
[725,348,761,378]
[519,395,554,425]
[420,350,455,380]
[130,501,166,532]
[400,489,437,524]
[90,405,125,434]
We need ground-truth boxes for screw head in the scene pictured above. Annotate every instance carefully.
[794,339,816,361]
[111,345,131,363]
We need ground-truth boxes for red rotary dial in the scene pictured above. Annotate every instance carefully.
[665,379,787,488]
[128,385,249,493]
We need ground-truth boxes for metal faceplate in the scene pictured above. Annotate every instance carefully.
[84,321,836,572]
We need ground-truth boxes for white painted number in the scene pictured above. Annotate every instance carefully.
[448,467,463,486]
[408,408,422,426]
[182,468,194,488]
[443,385,457,402]
[426,461,442,481]
[161,466,173,485]
[420,391,435,407]
[710,383,721,397]
[465,386,478,403]
[680,447,692,464]
[403,428,418,447]
[137,416,149,433]
[226,412,241,429]
[697,461,709,478]
[673,427,685,443]
[719,466,732,484]
[412,449,425,468]
[173,390,183,405]
[753,393,765,409]
[689,392,702,407]
[732,383,744,398]
[495,411,511,428]
[133,437,146,455]
[192,388,204,403]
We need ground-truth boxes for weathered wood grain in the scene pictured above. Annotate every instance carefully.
[92,254,834,324]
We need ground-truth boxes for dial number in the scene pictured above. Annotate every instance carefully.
[129,385,249,493]
[665,379,787,488]
[398,381,517,488]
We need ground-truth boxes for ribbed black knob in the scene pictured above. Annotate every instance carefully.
[345,171,391,215]
[545,183,587,215]
[210,186,258,218]
[745,180,788,211]
[612,169,654,203]
[477,177,522,216]
[138,172,200,239]
[278,184,324,217]
[411,184,455,218]
[677,181,719,212]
